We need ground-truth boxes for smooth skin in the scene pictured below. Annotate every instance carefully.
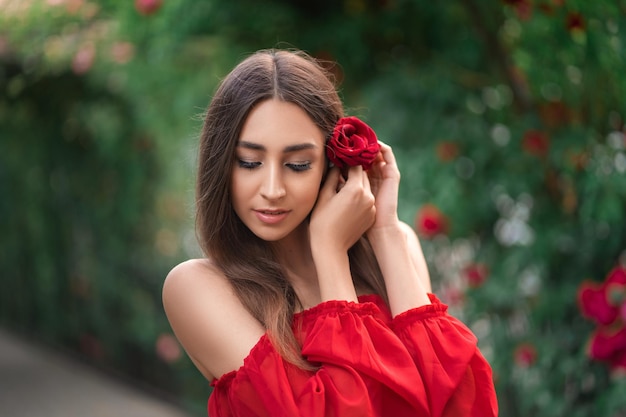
[163,99,431,382]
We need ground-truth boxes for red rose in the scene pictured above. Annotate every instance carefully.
[522,129,550,157]
[326,116,380,170]
[514,343,537,367]
[414,204,448,238]
[463,263,489,288]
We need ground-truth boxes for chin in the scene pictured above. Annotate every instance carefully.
[246,227,291,243]
[248,222,308,244]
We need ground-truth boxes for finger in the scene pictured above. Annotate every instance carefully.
[378,141,397,167]
[363,169,373,195]
[345,165,364,187]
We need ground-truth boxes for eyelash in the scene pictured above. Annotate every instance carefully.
[237,160,261,170]
[237,160,311,172]
[286,162,311,172]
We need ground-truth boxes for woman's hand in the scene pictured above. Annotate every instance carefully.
[309,165,376,302]
[309,165,376,253]
[366,141,401,234]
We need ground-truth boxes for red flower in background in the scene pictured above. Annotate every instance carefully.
[522,129,550,157]
[566,12,585,33]
[436,141,460,162]
[514,343,537,367]
[578,267,626,326]
[463,263,489,288]
[588,327,626,371]
[578,266,626,372]
[135,0,163,16]
[414,204,448,238]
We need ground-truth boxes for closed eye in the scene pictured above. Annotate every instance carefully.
[286,162,311,172]
[237,160,261,170]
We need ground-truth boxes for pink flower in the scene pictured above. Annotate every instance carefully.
[156,333,182,363]
[414,204,448,238]
[514,343,537,367]
[72,43,96,75]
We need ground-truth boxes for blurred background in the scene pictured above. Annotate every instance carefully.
[1,0,626,416]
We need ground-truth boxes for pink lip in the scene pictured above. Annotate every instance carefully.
[254,209,290,225]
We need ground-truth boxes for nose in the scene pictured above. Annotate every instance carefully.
[260,164,286,201]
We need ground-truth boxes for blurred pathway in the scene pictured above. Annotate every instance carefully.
[0,328,195,417]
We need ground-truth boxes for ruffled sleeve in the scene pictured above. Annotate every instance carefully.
[390,294,498,417]
[209,299,429,417]
[208,295,498,417]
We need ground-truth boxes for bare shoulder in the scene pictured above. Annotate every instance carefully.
[162,258,265,381]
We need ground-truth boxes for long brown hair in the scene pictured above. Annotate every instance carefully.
[195,49,387,368]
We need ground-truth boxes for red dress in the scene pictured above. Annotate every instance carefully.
[209,294,498,417]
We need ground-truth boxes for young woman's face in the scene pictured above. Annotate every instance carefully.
[231,99,327,242]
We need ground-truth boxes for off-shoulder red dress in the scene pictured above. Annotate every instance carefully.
[209,294,498,417]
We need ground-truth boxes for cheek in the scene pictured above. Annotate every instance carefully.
[230,171,250,209]
[292,174,323,209]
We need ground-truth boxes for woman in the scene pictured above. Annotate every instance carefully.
[163,49,498,417]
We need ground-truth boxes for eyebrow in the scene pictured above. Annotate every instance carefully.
[237,141,318,153]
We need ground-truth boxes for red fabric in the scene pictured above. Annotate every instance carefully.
[208,294,498,417]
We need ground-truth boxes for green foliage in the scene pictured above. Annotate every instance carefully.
[1,0,626,415]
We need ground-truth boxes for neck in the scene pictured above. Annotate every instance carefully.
[270,222,321,310]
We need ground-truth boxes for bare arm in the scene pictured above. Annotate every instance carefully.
[399,220,432,293]
[367,142,431,316]
[162,259,265,381]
